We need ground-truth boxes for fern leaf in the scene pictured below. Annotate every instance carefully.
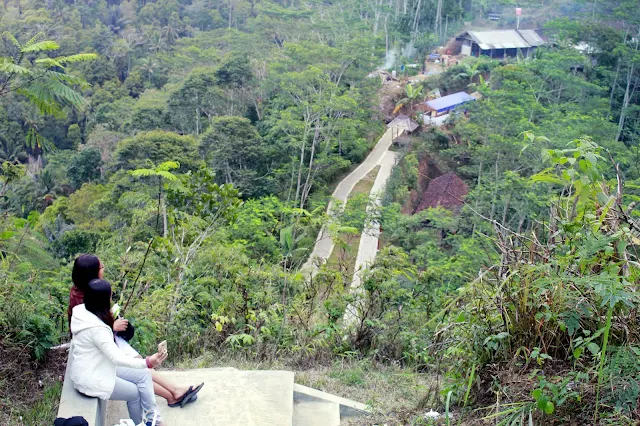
[156,171,179,181]
[25,128,55,152]
[23,32,44,48]
[17,85,66,118]
[157,161,180,172]
[0,58,32,75]
[35,77,88,108]
[55,53,98,64]
[35,58,65,69]
[2,32,21,49]
[21,40,60,53]
[44,70,88,87]
[130,169,156,178]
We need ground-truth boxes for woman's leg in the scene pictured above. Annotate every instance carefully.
[110,377,143,424]
[151,371,190,404]
[115,336,141,358]
[116,367,164,425]
[114,337,188,404]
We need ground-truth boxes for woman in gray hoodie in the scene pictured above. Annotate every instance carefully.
[70,279,167,426]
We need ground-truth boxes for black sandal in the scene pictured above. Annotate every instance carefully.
[167,386,191,408]
[180,382,204,407]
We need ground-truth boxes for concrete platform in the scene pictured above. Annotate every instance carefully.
[293,401,340,426]
[106,369,294,426]
[293,384,370,419]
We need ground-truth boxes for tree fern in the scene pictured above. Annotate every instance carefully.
[0,58,30,75]
[0,32,96,153]
[156,161,180,172]
[1,31,21,48]
[55,53,98,64]
[20,41,60,53]
[130,169,158,178]
[22,32,45,48]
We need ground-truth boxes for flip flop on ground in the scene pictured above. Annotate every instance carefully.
[180,382,204,408]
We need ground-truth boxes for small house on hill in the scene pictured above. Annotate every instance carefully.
[388,114,420,133]
[423,92,475,126]
[455,29,545,58]
[415,172,468,213]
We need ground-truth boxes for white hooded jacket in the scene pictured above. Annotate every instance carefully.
[70,304,147,399]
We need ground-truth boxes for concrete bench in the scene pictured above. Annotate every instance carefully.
[57,346,106,426]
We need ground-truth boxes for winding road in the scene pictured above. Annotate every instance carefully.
[301,126,404,278]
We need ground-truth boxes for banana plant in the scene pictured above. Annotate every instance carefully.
[393,83,424,115]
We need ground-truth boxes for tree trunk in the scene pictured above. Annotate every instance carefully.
[617,29,640,141]
[300,125,320,209]
[434,0,443,36]
[411,0,422,37]
[616,62,635,141]
[162,199,168,238]
[294,139,306,204]
[609,58,621,112]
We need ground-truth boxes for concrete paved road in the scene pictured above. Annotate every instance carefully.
[107,369,294,426]
[301,126,404,278]
[351,150,399,289]
[343,151,399,325]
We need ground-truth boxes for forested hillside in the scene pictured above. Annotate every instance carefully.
[1,0,640,423]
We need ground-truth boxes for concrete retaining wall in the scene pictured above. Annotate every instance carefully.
[57,346,105,426]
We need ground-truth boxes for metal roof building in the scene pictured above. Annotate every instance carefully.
[456,29,545,58]
[517,29,545,47]
[425,92,476,114]
[387,114,420,133]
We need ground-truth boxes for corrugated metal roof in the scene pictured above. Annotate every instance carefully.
[466,30,530,50]
[459,29,544,50]
[425,92,475,113]
[517,29,545,47]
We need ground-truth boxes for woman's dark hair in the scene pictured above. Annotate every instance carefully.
[72,254,101,292]
[85,279,114,329]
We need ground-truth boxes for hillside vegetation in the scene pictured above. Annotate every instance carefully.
[1,0,640,424]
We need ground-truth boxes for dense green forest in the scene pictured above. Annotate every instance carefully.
[1,0,640,423]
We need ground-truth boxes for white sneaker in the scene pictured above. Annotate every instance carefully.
[140,408,161,426]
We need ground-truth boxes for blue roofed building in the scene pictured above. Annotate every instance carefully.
[423,91,476,126]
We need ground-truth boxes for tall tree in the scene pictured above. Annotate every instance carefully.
[199,116,269,198]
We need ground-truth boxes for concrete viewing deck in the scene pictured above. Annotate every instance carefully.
[107,369,295,425]
[58,354,369,426]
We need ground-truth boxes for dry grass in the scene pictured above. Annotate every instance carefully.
[0,340,66,426]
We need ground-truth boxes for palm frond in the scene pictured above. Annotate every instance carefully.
[21,40,60,53]
[2,32,21,49]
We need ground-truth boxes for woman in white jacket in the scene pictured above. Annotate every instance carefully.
[70,279,168,426]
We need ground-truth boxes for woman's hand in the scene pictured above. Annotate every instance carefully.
[113,318,129,332]
[148,351,168,368]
